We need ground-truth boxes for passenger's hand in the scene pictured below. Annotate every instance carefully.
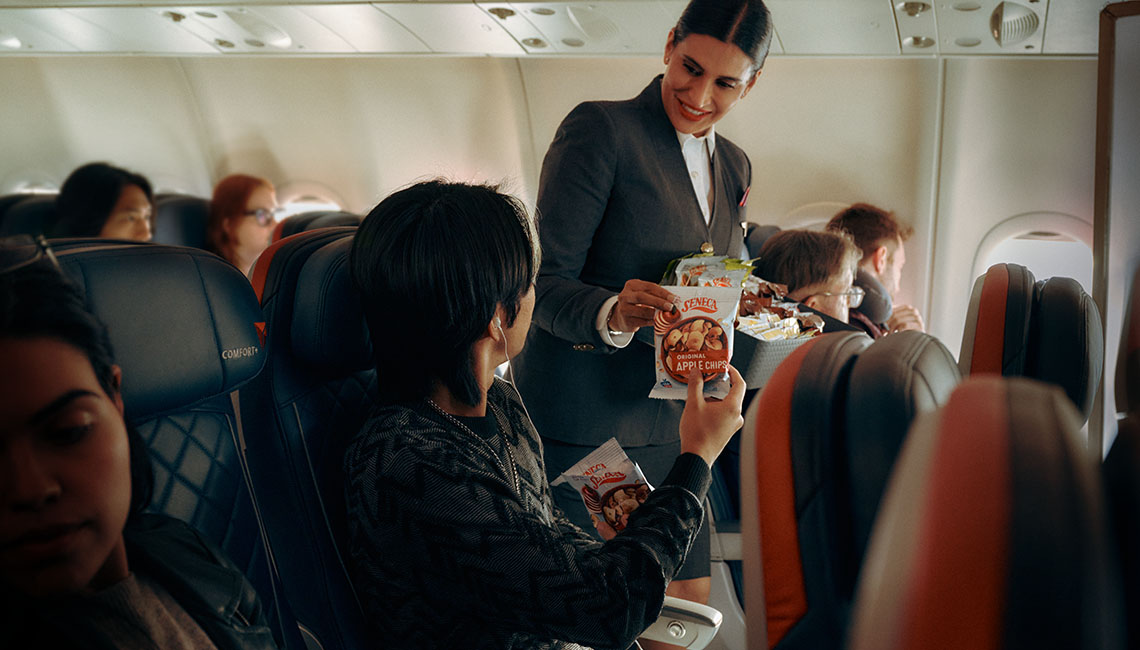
[608,279,679,333]
[593,515,617,541]
[887,304,925,333]
[679,365,746,468]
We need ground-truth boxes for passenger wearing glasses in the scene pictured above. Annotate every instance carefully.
[754,229,863,323]
[206,174,279,275]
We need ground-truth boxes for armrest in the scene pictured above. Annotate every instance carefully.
[639,596,723,649]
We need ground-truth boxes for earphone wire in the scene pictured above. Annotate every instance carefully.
[496,321,535,427]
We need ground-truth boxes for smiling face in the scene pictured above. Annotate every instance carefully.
[661,31,759,137]
[0,338,131,597]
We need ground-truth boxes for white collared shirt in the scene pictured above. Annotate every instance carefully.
[677,127,716,225]
[596,127,718,348]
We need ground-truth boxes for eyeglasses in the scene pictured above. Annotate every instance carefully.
[0,234,61,276]
[807,285,865,308]
[243,207,281,226]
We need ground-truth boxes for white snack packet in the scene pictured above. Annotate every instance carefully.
[551,438,652,533]
[649,285,741,400]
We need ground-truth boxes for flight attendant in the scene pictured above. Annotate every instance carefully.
[513,0,773,624]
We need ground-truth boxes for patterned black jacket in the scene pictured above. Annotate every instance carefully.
[344,378,711,650]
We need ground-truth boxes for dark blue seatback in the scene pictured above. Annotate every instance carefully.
[0,195,58,236]
[241,227,374,649]
[51,239,301,649]
[843,331,960,586]
[741,330,958,650]
[0,193,38,225]
[153,193,210,249]
[960,263,1103,422]
[271,211,361,243]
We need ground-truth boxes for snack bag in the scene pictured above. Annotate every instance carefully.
[551,438,652,533]
[663,254,754,289]
[649,285,741,400]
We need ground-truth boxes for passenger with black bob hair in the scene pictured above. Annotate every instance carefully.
[52,162,154,241]
[345,179,746,650]
[0,240,278,649]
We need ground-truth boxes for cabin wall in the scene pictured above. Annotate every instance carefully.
[0,54,1098,360]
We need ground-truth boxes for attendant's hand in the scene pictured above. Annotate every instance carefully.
[887,304,925,333]
[608,279,679,333]
[679,365,746,468]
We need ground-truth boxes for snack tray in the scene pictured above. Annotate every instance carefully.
[636,327,810,390]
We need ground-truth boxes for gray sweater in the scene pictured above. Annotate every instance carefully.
[343,378,711,650]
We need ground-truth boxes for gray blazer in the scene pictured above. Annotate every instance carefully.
[514,76,751,449]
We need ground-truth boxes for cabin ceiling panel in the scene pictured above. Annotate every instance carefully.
[478,1,683,55]
[766,0,901,55]
[375,3,524,54]
[0,0,1102,56]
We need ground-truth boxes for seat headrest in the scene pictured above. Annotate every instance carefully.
[153,194,210,249]
[306,211,362,230]
[849,376,1122,650]
[0,195,58,237]
[853,268,892,324]
[53,239,265,421]
[1116,266,1140,415]
[289,235,372,373]
[844,331,961,569]
[745,223,781,259]
[273,211,359,243]
[1028,276,1103,422]
[959,263,1036,376]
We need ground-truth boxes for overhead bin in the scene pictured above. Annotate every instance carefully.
[0,0,1099,56]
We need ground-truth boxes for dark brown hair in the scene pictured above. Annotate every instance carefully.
[826,203,914,264]
[755,229,860,299]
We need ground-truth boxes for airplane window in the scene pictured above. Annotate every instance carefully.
[279,198,343,221]
[980,232,1093,294]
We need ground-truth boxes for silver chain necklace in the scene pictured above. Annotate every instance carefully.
[426,397,522,497]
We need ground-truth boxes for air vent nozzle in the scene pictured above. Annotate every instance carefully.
[990,2,1040,47]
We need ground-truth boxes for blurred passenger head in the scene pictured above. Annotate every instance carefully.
[0,244,153,597]
[660,0,773,137]
[53,163,153,242]
[207,174,277,275]
[755,229,861,322]
[826,203,914,299]
[350,180,540,407]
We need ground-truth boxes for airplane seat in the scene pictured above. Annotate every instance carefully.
[739,331,872,650]
[271,211,361,243]
[153,193,210,249]
[843,330,960,588]
[851,268,892,326]
[0,193,37,224]
[0,194,59,236]
[241,227,376,650]
[240,226,728,650]
[1103,265,1140,649]
[1025,275,1104,422]
[744,222,781,258]
[848,375,1125,650]
[49,238,303,649]
[959,263,1103,423]
[958,262,1036,377]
